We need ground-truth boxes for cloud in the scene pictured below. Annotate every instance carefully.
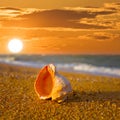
[86,31,120,41]
[1,6,116,29]
[104,2,120,10]
[0,7,22,18]
[93,35,110,40]
[0,7,39,20]
[79,2,120,30]
[0,2,120,30]
[90,32,110,40]
[0,7,22,11]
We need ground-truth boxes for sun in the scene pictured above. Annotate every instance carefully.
[8,38,23,53]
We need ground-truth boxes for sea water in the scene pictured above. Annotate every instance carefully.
[0,55,120,77]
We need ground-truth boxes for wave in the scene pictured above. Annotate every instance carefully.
[73,64,120,77]
[0,57,120,78]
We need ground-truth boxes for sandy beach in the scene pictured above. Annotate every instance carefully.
[0,63,120,120]
[0,0,120,119]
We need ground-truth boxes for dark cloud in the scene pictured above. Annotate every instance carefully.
[2,8,115,29]
[88,31,120,41]
[0,7,22,11]
[93,35,110,40]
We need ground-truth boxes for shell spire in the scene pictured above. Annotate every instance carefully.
[34,64,72,102]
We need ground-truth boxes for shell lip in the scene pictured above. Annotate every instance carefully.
[48,64,56,72]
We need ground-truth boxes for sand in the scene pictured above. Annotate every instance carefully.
[0,63,120,120]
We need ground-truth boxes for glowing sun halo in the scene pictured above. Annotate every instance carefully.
[8,39,23,53]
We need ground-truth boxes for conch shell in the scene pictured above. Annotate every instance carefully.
[34,64,72,102]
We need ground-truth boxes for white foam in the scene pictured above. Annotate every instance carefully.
[74,64,120,77]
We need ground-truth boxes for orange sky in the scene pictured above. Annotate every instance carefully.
[0,0,120,54]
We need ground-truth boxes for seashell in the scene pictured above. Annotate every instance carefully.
[34,64,72,102]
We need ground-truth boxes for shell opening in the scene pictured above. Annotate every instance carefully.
[35,66,54,98]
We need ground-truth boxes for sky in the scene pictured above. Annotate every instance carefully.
[0,0,120,54]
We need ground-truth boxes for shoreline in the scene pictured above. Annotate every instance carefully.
[0,61,120,78]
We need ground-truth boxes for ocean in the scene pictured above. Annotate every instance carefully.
[0,55,120,77]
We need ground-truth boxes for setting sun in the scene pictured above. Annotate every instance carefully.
[8,39,23,53]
